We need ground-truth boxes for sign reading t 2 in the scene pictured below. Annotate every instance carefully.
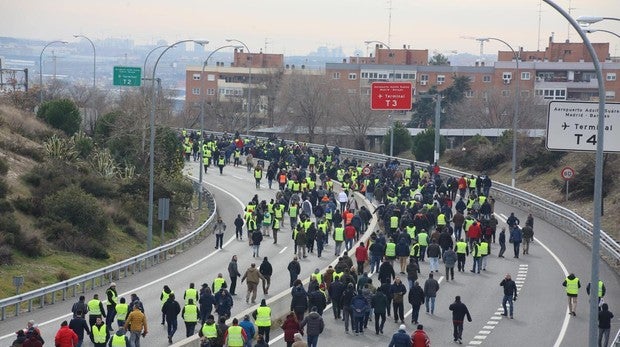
[370,82,412,110]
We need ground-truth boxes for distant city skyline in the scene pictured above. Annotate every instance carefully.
[2,0,619,57]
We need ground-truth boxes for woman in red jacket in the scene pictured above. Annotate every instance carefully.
[281,311,302,347]
[54,321,78,347]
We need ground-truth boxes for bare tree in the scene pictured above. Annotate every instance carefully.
[334,92,379,150]
[259,68,286,127]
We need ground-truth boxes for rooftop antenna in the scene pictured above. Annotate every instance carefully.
[567,0,576,42]
[387,0,393,47]
[537,0,543,50]
[264,38,271,53]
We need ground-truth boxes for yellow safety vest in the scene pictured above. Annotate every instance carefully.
[254,169,262,179]
[92,324,107,343]
[255,306,271,327]
[161,290,172,306]
[390,216,399,229]
[478,242,489,256]
[201,323,217,338]
[226,325,244,347]
[115,303,128,320]
[385,242,396,257]
[107,289,117,306]
[334,227,344,241]
[566,277,579,295]
[418,233,428,246]
[185,288,198,305]
[311,273,323,284]
[598,281,604,297]
[437,214,446,226]
[88,299,102,315]
[410,243,420,257]
[406,226,416,239]
[111,334,127,347]
[456,241,468,254]
[273,218,280,230]
[333,272,343,281]
[213,278,225,293]
[183,304,198,322]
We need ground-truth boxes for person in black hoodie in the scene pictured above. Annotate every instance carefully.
[161,293,181,344]
[408,281,424,325]
[290,280,308,322]
[340,283,356,334]
[69,311,90,347]
[328,277,345,319]
[449,295,472,344]
[598,303,614,347]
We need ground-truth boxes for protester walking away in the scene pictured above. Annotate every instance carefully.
[449,295,472,344]
[160,285,174,325]
[259,257,273,295]
[109,328,130,347]
[443,247,457,281]
[391,277,407,324]
[228,255,241,295]
[281,311,302,347]
[235,214,245,240]
[213,216,227,249]
[454,238,468,272]
[239,315,255,347]
[251,228,264,257]
[586,280,606,307]
[498,228,507,258]
[351,291,370,335]
[291,332,307,347]
[411,324,431,347]
[88,294,106,328]
[300,306,325,347]
[89,316,109,347]
[182,298,200,337]
[185,283,199,306]
[408,281,425,325]
[598,303,614,347]
[223,318,248,347]
[500,273,518,319]
[162,292,181,343]
[388,324,411,347]
[253,299,272,342]
[105,282,118,330]
[371,288,388,334]
[509,225,522,258]
[341,283,356,334]
[288,256,301,287]
[291,280,309,322]
[198,285,215,324]
[423,273,439,314]
[562,273,581,316]
[241,262,266,304]
[521,223,533,255]
[55,320,78,347]
[198,314,219,347]
[124,303,148,347]
[72,295,89,319]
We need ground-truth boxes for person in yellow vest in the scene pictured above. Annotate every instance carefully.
[470,241,482,274]
[252,299,272,342]
[182,298,200,337]
[115,297,129,329]
[333,223,345,256]
[184,283,199,306]
[105,283,118,331]
[586,280,606,306]
[254,166,263,189]
[224,318,247,347]
[217,153,226,175]
[88,294,106,328]
[384,238,397,266]
[562,273,581,316]
[109,327,129,347]
[479,240,490,271]
[90,316,109,347]
[212,273,227,294]
[454,239,469,272]
[198,314,218,347]
[160,285,173,325]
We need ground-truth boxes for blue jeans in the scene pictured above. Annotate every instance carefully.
[370,255,380,273]
[307,334,319,347]
[502,295,514,316]
[411,304,421,323]
[335,241,343,255]
[471,257,481,273]
[425,296,435,314]
[345,238,353,251]
[166,317,178,338]
[429,257,439,272]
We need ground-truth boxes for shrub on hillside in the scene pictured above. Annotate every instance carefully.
[521,139,566,175]
[56,270,71,282]
[80,175,118,199]
[20,234,44,257]
[12,196,44,217]
[0,213,21,236]
[0,157,8,176]
[111,211,130,225]
[0,178,8,199]
[36,99,81,136]
[0,245,13,265]
[564,157,615,199]
[0,199,15,213]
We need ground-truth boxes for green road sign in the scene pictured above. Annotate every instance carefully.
[113,66,142,86]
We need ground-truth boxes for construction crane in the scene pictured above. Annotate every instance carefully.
[460,36,489,61]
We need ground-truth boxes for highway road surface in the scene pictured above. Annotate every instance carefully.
[1,160,618,347]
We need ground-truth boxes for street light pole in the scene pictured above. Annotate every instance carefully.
[143,45,170,78]
[584,28,620,39]
[225,39,252,135]
[198,44,241,209]
[39,40,67,104]
[147,39,208,250]
[544,2,607,347]
[479,37,520,187]
[73,35,96,89]
[434,94,441,163]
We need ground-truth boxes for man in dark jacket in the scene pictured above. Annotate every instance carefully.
[598,303,614,347]
[340,283,356,334]
[449,295,472,344]
[328,277,345,319]
[308,288,327,316]
[288,257,301,287]
[378,258,396,285]
[290,281,308,322]
[259,257,273,295]
[69,311,90,347]
[351,292,370,335]
[408,281,425,325]
[500,274,518,318]
[161,293,181,344]
[228,255,241,296]
[390,278,407,324]
[388,324,411,347]
[371,289,388,334]
[423,273,440,314]
[300,306,324,347]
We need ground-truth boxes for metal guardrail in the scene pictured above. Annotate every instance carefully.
[0,178,217,321]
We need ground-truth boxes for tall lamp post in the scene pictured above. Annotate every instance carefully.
[143,45,170,79]
[365,40,397,156]
[147,39,208,250]
[73,35,96,89]
[198,44,241,209]
[225,39,253,135]
[547,2,607,346]
[584,29,620,39]
[477,37,520,188]
[39,40,67,104]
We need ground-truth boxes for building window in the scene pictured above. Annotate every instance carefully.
[191,88,200,95]
[332,72,340,79]
[420,74,429,81]
[521,72,531,80]
[192,73,201,80]
[607,73,617,81]
[483,75,491,82]
[361,72,369,79]
[606,91,616,100]
[437,75,445,85]
[207,74,216,81]
[207,88,215,95]
[536,88,566,100]
[482,91,489,101]
[521,90,530,97]
[502,72,512,80]
[347,89,357,94]
[348,73,357,80]
[501,90,510,97]
[465,90,475,98]
[402,73,416,80]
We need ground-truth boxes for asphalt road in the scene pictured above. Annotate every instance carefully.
[1,161,619,347]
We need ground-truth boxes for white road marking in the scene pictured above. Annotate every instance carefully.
[279,247,288,254]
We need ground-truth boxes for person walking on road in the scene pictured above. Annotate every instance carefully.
[223,317,248,347]
[105,283,118,330]
[498,228,507,258]
[598,303,614,347]
[281,312,303,347]
[587,280,606,307]
[521,223,533,255]
[213,216,226,249]
[55,320,78,347]
[228,255,241,296]
[423,273,439,315]
[162,292,181,344]
[509,226,522,258]
[408,281,425,325]
[241,262,265,304]
[563,273,581,316]
[259,257,273,295]
[449,295,472,344]
[124,303,148,347]
[182,298,200,337]
[411,324,431,347]
[288,256,301,287]
[253,299,272,342]
[300,306,325,347]
[89,316,109,347]
[371,288,388,334]
[87,294,106,328]
[234,214,245,240]
[69,311,90,347]
[500,273,518,319]
[388,324,411,347]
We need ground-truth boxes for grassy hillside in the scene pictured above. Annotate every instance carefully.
[0,105,209,298]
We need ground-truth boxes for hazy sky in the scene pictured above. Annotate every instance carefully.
[3,0,619,56]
